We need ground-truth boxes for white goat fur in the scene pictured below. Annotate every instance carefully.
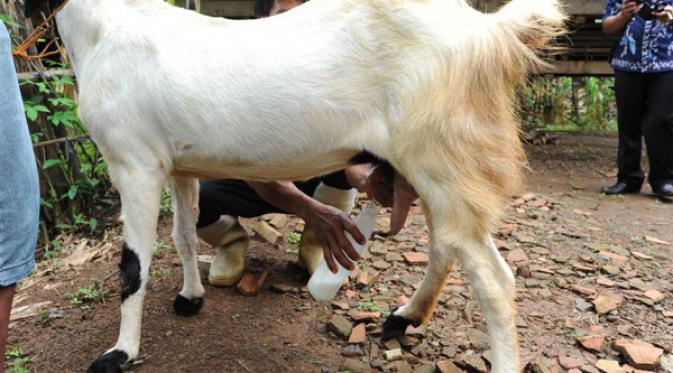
[55,0,564,371]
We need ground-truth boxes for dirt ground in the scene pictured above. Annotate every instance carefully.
[7,132,673,373]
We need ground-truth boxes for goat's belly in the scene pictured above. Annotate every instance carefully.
[171,148,358,182]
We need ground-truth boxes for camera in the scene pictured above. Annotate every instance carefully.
[634,0,666,20]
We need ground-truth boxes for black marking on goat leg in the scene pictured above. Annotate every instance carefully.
[87,350,128,373]
[382,307,421,340]
[173,294,204,317]
[119,242,141,301]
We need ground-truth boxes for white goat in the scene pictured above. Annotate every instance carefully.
[32,0,565,371]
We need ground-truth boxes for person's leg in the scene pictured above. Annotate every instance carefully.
[197,179,284,286]
[297,171,357,274]
[642,72,673,195]
[605,70,647,193]
[0,285,16,371]
[0,21,39,371]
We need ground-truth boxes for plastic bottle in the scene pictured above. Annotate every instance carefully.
[308,202,379,301]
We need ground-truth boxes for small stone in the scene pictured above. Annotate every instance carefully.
[331,301,350,310]
[415,365,437,373]
[440,345,460,359]
[342,344,364,357]
[356,271,379,288]
[643,289,665,304]
[372,260,391,270]
[385,339,402,350]
[595,360,621,373]
[341,358,370,372]
[271,283,294,293]
[507,249,529,262]
[48,308,64,319]
[660,354,673,373]
[406,325,426,338]
[348,309,381,322]
[268,214,288,229]
[516,316,528,328]
[348,323,367,344]
[236,271,268,296]
[384,348,404,362]
[399,336,421,349]
[466,328,490,351]
[593,292,623,314]
[437,360,465,373]
[517,265,532,278]
[456,351,488,373]
[597,277,616,287]
[386,252,405,262]
[601,265,621,276]
[327,315,353,339]
[631,252,653,261]
[253,221,282,245]
[613,339,664,371]
[628,279,649,291]
[644,236,670,246]
[403,252,429,265]
[393,360,414,373]
[580,335,607,352]
[559,356,583,370]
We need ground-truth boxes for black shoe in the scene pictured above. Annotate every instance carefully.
[652,183,673,197]
[602,181,641,195]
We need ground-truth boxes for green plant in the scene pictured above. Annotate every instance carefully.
[288,232,302,244]
[150,267,169,278]
[161,188,173,214]
[5,347,32,373]
[356,299,390,317]
[65,282,104,311]
[20,66,112,253]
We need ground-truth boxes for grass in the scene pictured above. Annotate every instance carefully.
[288,232,302,244]
[357,299,390,317]
[5,347,32,373]
[65,282,104,311]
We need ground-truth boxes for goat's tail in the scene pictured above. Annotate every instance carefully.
[493,0,567,73]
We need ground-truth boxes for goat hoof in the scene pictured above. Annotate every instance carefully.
[87,350,128,373]
[382,307,420,340]
[173,294,204,316]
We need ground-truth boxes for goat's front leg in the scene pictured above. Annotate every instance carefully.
[382,206,457,338]
[87,168,164,373]
[170,176,206,316]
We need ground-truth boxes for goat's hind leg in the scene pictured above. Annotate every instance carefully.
[457,235,519,373]
[382,205,457,339]
[87,167,165,373]
[170,176,206,316]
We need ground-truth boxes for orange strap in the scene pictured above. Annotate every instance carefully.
[12,0,70,62]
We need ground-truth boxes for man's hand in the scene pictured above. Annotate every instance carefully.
[653,5,673,23]
[302,202,366,274]
[620,0,643,20]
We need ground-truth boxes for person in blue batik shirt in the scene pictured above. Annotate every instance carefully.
[602,0,673,196]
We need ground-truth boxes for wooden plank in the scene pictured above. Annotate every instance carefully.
[541,60,614,76]
[472,0,605,15]
[174,0,255,18]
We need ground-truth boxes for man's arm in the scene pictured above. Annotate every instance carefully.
[603,0,641,35]
[246,180,365,273]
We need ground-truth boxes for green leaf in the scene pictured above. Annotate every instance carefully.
[42,159,62,169]
[67,185,79,200]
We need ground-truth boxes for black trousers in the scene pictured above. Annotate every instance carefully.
[196,171,351,229]
[614,70,673,188]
